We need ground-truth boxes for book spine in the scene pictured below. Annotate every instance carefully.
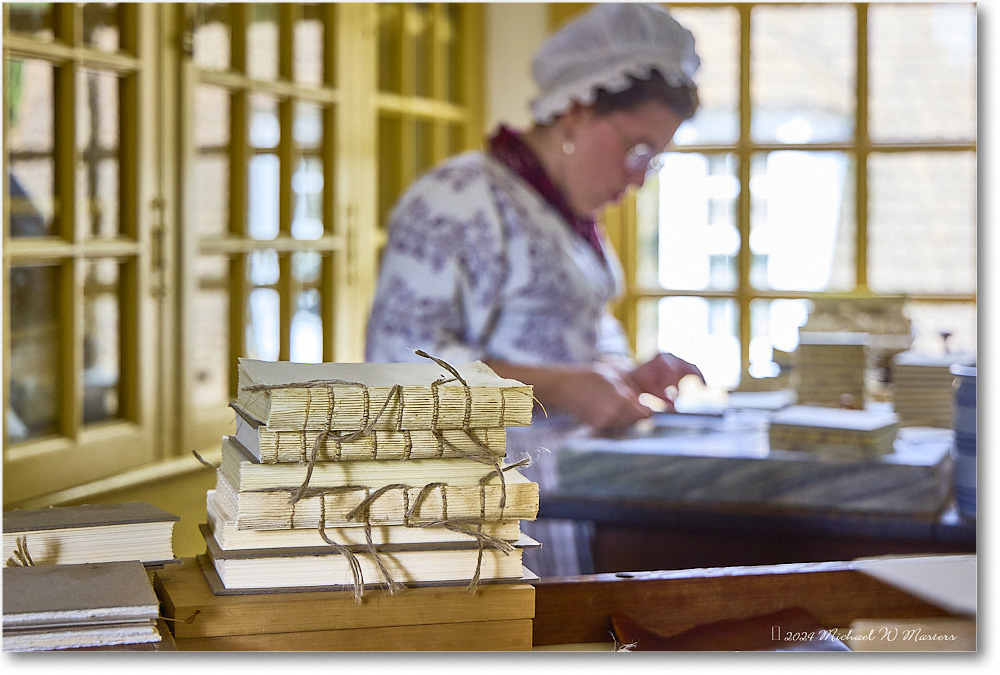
[259,427,507,463]
[263,386,533,431]
[231,482,539,530]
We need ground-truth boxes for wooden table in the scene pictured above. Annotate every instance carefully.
[532,559,973,649]
[541,493,976,573]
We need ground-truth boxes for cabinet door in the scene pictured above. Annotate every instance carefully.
[4,3,160,503]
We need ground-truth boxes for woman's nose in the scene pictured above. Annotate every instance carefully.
[626,166,648,190]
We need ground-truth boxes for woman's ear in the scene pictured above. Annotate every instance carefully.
[556,103,595,144]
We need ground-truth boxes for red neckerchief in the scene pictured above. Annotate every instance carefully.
[488,125,604,259]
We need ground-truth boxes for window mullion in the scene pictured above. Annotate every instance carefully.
[737,2,753,380]
[855,2,870,292]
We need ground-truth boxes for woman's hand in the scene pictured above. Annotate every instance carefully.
[623,353,705,409]
[486,359,653,432]
[555,362,653,432]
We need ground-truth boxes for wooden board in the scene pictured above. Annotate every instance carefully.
[173,618,533,651]
[155,557,534,639]
[532,560,960,646]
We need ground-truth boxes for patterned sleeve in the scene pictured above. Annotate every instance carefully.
[365,160,507,364]
[595,309,633,360]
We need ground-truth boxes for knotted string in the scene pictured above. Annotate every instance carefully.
[5,536,34,567]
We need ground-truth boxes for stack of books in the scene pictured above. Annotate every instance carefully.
[3,561,162,651]
[180,356,540,649]
[3,502,178,567]
[793,332,870,408]
[768,405,900,458]
[891,351,963,428]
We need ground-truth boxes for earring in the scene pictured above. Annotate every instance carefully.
[562,140,575,156]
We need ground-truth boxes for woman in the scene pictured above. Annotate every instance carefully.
[366,3,704,575]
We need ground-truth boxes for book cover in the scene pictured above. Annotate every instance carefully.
[3,561,159,627]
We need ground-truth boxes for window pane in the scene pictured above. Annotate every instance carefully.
[293,102,323,151]
[292,103,325,241]
[83,259,122,425]
[639,153,739,291]
[669,6,740,146]
[247,250,279,287]
[194,3,232,71]
[446,121,465,156]
[414,118,434,176]
[290,289,323,363]
[292,251,322,284]
[749,298,812,379]
[869,152,976,295]
[292,155,324,241]
[409,4,432,97]
[443,4,461,103]
[192,259,231,408]
[869,3,976,143]
[905,301,977,357]
[295,4,325,86]
[249,94,280,240]
[246,287,280,360]
[193,86,231,237]
[378,114,403,227]
[637,297,741,390]
[750,151,855,292]
[247,3,279,81]
[751,4,855,143]
[194,85,231,148]
[378,3,403,94]
[7,3,55,41]
[7,58,56,237]
[83,3,121,53]
[7,264,62,443]
[76,69,121,239]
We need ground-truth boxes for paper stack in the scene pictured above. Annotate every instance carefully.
[3,502,178,567]
[793,332,870,408]
[174,356,540,650]
[768,405,900,458]
[891,351,964,428]
[3,561,162,651]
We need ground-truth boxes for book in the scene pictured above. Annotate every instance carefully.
[219,435,511,493]
[202,526,536,591]
[3,561,161,651]
[3,501,178,566]
[769,405,899,457]
[892,351,970,428]
[154,557,536,640]
[212,465,540,530]
[793,332,869,407]
[206,489,523,551]
[236,358,534,431]
[231,401,508,463]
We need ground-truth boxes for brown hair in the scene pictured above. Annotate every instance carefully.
[592,69,699,120]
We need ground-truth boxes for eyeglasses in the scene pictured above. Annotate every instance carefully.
[608,118,667,175]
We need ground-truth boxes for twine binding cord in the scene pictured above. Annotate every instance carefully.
[5,536,34,567]
[316,487,367,603]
